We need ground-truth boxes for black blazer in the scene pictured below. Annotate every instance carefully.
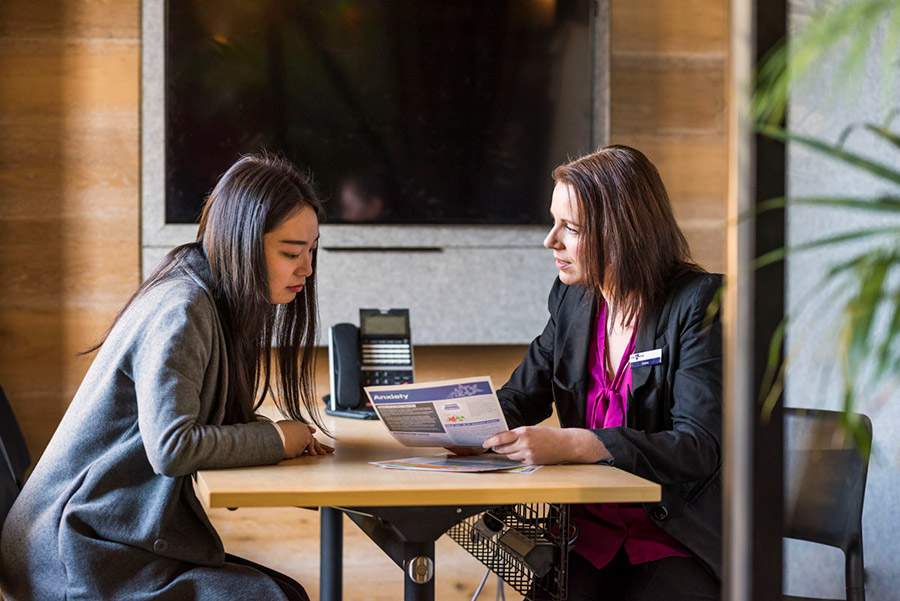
[497,270,723,579]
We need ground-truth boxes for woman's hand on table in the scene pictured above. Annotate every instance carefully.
[482,426,611,465]
[278,421,335,459]
[304,428,335,456]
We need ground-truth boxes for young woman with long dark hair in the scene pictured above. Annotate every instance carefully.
[484,145,723,600]
[0,153,330,601]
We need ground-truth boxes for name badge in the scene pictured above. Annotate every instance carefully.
[630,348,662,368]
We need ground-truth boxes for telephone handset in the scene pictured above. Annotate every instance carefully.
[326,308,414,419]
[327,323,365,416]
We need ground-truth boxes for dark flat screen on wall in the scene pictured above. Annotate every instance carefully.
[166,0,593,225]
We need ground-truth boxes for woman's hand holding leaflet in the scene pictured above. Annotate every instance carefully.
[278,420,334,459]
[444,445,487,456]
[482,426,612,466]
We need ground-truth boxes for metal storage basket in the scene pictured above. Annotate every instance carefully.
[446,503,573,600]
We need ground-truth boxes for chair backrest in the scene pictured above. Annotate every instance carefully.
[784,407,872,601]
[1,454,19,538]
[0,385,31,537]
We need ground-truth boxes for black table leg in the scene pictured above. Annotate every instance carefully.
[320,506,343,601]
[403,540,435,601]
[335,505,489,601]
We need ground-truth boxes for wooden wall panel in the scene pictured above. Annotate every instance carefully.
[0,0,140,461]
[0,42,136,113]
[612,56,726,136]
[626,134,729,218]
[612,0,728,54]
[611,0,729,274]
[0,0,138,39]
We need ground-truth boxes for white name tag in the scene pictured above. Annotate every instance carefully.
[630,348,662,368]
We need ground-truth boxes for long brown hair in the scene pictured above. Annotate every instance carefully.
[91,153,325,429]
[552,145,699,326]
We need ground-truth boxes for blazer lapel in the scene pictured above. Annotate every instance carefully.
[631,295,664,394]
[554,291,595,427]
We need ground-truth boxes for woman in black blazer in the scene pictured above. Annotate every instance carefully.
[483,145,722,600]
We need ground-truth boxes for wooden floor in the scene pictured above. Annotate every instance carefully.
[209,506,524,601]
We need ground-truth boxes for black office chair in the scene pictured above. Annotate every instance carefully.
[1,385,31,539]
[783,407,872,601]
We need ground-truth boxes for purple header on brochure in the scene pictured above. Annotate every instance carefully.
[369,380,492,403]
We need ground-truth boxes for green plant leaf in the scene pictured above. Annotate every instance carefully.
[750,0,900,446]
[703,280,725,331]
[757,264,859,418]
[864,124,900,151]
[754,195,900,216]
[760,318,787,413]
[844,255,890,375]
[883,11,900,108]
[753,226,900,270]
[825,252,881,280]
[752,0,899,126]
[821,251,900,411]
[874,287,900,382]
[840,390,873,461]
[758,124,900,186]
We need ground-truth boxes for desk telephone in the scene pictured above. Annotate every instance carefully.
[326,308,414,419]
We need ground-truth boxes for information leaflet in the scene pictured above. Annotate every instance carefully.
[364,376,509,447]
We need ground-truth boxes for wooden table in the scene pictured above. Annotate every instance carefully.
[196,417,661,601]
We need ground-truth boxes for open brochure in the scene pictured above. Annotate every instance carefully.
[370,455,541,473]
[364,376,509,448]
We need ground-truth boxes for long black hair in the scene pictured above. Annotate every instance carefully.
[90,153,325,429]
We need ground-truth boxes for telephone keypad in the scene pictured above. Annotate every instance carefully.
[360,338,413,387]
[362,370,414,387]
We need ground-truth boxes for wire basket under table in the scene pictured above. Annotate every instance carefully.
[446,503,574,601]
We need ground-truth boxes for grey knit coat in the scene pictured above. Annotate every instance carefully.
[0,247,290,600]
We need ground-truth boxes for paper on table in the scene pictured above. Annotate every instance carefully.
[369,455,542,473]
[364,376,510,447]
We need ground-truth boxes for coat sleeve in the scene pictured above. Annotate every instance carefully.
[593,274,723,485]
[496,278,566,429]
[131,288,285,477]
